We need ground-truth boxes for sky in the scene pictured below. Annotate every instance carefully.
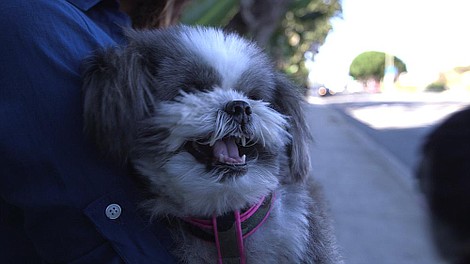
[310,0,470,88]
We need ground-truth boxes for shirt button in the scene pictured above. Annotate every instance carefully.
[105,203,122,220]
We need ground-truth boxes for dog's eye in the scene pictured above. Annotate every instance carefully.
[181,85,198,94]
[181,82,212,94]
[247,90,263,101]
[181,85,206,94]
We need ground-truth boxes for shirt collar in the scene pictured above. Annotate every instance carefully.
[66,0,110,11]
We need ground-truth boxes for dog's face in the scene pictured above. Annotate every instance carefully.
[82,26,311,217]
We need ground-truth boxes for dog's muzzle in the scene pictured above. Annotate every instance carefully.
[184,100,257,179]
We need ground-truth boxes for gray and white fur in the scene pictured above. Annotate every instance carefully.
[82,25,342,263]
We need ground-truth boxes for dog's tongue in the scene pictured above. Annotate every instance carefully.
[213,138,245,164]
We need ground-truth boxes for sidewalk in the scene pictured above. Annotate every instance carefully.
[305,104,444,264]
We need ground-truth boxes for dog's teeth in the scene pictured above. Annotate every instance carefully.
[241,137,246,147]
[241,154,246,163]
[219,154,225,163]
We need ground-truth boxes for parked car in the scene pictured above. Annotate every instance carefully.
[318,86,335,96]
[308,85,335,97]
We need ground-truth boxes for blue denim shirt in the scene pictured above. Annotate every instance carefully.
[0,0,175,263]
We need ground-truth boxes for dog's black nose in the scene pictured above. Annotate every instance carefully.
[225,100,252,124]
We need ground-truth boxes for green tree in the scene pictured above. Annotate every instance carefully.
[349,51,407,83]
[270,0,341,85]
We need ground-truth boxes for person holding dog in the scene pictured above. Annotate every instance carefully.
[0,0,188,262]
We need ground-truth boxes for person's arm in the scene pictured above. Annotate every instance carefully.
[0,0,174,262]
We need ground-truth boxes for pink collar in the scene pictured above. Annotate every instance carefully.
[183,193,275,264]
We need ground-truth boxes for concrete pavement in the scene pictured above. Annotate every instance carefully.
[305,103,445,264]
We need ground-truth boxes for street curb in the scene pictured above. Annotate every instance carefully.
[310,100,422,195]
[328,104,432,210]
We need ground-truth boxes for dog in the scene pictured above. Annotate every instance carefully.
[417,107,470,264]
[82,25,342,264]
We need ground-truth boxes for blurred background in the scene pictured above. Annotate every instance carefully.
[180,1,470,263]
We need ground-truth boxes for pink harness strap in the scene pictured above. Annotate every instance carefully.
[184,193,275,264]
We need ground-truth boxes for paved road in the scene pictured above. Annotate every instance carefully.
[310,92,469,172]
[304,92,470,264]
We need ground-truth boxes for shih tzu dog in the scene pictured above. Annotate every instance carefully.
[82,25,342,264]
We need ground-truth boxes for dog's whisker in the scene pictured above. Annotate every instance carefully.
[259,130,266,147]
[244,137,258,148]
[241,136,246,147]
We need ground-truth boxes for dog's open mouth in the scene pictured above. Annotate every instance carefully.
[184,135,254,177]
[212,137,247,165]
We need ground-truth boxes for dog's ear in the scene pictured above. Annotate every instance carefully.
[272,74,312,183]
[81,43,156,162]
